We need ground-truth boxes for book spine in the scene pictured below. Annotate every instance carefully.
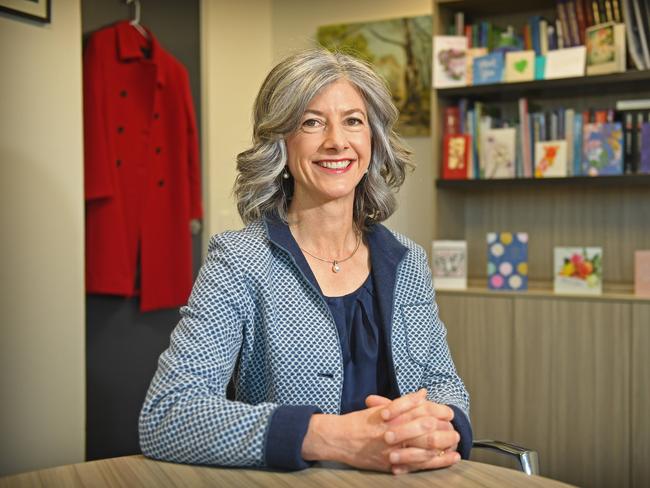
[612,0,622,21]
[556,18,566,49]
[531,16,542,54]
[465,25,473,48]
[634,111,646,172]
[575,0,587,43]
[566,108,576,175]
[455,12,465,36]
[624,111,635,173]
[540,19,549,54]
[584,0,596,26]
[548,24,558,50]
[605,0,614,20]
[567,0,583,46]
[574,113,584,175]
[524,23,533,50]
[557,2,573,47]
[593,0,602,23]
[519,98,533,177]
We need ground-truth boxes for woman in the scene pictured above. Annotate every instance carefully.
[139,49,472,475]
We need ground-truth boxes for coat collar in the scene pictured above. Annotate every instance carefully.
[263,215,409,295]
[115,20,166,87]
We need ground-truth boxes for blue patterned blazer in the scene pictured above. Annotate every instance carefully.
[139,218,471,468]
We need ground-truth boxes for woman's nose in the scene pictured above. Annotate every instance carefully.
[322,123,348,151]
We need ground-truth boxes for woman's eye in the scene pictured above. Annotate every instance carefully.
[302,118,323,128]
[346,117,364,126]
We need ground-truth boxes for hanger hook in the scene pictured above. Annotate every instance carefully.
[125,0,141,25]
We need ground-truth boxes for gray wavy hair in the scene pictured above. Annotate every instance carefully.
[234,48,413,230]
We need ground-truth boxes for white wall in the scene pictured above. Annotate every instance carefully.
[0,0,86,476]
[201,0,274,240]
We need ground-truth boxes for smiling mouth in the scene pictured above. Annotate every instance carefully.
[315,159,354,170]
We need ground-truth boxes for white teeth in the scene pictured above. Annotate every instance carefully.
[317,160,351,169]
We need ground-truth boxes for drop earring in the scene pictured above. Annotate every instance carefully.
[282,168,290,179]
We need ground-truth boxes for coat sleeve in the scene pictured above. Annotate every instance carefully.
[139,234,277,467]
[83,34,115,201]
[413,247,473,458]
[181,68,203,220]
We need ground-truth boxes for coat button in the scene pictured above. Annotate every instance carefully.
[158,179,165,187]
[117,126,124,134]
[155,147,162,154]
[120,90,127,98]
[116,159,122,167]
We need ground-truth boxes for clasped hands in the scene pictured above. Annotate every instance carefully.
[302,388,461,475]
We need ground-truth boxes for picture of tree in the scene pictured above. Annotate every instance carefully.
[317,15,432,137]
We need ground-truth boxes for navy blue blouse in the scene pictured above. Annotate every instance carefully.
[324,273,395,414]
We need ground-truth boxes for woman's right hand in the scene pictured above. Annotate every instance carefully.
[300,390,439,472]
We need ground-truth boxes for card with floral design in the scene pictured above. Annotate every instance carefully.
[433,36,468,88]
[554,247,603,295]
[487,232,528,291]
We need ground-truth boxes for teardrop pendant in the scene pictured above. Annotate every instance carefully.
[332,261,341,273]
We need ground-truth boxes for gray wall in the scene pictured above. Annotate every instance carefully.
[81,0,201,461]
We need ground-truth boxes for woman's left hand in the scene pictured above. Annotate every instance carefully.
[365,390,461,474]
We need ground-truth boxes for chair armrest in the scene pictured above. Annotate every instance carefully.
[472,439,539,476]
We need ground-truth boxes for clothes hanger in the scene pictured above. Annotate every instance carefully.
[125,0,149,39]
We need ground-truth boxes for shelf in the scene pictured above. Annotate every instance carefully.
[436,286,650,303]
[435,70,650,101]
[435,174,650,190]
[436,0,554,16]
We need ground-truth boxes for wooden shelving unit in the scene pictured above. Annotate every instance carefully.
[431,2,650,487]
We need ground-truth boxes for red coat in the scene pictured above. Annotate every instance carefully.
[83,21,202,312]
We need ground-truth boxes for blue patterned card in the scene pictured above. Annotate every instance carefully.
[487,232,528,291]
[473,52,504,85]
[582,122,623,175]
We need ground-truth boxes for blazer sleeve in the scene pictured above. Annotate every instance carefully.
[181,68,203,220]
[83,34,115,201]
[413,248,473,458]
[139,234,276,467]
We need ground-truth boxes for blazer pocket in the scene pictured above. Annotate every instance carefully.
[400,302,435,367]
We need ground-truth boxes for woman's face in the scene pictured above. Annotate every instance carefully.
[285,79,371,207]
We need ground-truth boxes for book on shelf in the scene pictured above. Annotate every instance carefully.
[433,36,468,88]
[582,122,624,175]
[473,52,505,85]
[432,240,468,290]
[545,45,587,78]
[465,47,488,84]
[641,122,650,173]
[554,246,603,295]
[634,250,650,297]
[487,232,529,291]
[535,140,569,177]
[585,22,626,74]
[442,134,470,180]
[504,50,536,82]
[483,128,517,178]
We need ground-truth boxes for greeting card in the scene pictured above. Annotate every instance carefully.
[505,50,536,83]
[635,250,650,298]
[585,22,626,75]
[534,140,568,177]
[544,46,586,79]
[554,247,603,295]
[483,128,516,178]
[582,122,624,175]
[466,47,488,84]
[442,134,470,179]
[487,232,528,291]
[433,36,468,88]
[473,52,504,85]
[432,240,467,290]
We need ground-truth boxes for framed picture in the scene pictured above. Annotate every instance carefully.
[0,0,50,23]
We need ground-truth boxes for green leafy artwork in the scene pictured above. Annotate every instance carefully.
[317,15,432,137]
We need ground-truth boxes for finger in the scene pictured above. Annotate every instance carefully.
[392,450,461,474]
[401,430,460,451]
[386,402,454,426]
[380,388,427,421]
[388,447,440,465]
[385,420,460,447]
[365,395,391,408]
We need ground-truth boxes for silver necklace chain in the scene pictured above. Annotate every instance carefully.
[298,234,361,273]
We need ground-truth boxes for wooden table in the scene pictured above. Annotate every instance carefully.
[0,455,576,487]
